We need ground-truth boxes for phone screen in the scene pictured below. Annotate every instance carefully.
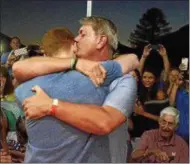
[151,45,159,50]
[181,58,188,71]
[14,47,28,57]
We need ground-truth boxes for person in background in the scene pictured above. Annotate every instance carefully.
[129,68,169,151]
[138,44,170,82]
[0,66,23,120]
[130,107,189,163]
[166,68,181,98]
[0,66,15,102]
[169,68,189,144]
[0,110,27,163]
[138,44,169,102]
[156,89,167,100]
[0,66,24,162]
[1,37,21,76]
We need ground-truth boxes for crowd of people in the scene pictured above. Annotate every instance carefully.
[0,16,189,163]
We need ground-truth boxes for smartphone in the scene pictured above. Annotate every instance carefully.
[14,47,28,57]
[151,44,159,50]
[180,58,188,71]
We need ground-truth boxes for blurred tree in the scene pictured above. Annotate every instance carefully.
[129,8,172,48]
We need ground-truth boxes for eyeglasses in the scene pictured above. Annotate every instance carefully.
[160,119,176,128]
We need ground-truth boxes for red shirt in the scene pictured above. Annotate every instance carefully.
[135,129,189,163]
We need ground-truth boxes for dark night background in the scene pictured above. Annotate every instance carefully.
[1,0,189,73]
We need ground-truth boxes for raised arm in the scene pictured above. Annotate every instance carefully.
[23,75,137,135]
[168,78,182,106]
[12,57,72,83]
[157,45,170,82]
[138,45,152,75]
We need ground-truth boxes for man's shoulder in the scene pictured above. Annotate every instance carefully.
[116,74,134,80]
[174,133,188,145]
[112,74,135,84]
[109,74,136,90]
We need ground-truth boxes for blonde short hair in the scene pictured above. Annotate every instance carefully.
[79,16,118,52]
[41,28,74,57]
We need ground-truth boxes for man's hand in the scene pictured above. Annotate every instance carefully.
[0,150,12,163]
[151,149,169,162]
[76,59,106,87]
[23,86,52,120]
[157,44,167,57]
[142,44,152,57]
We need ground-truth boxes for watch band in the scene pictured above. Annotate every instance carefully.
[50,99,58,116]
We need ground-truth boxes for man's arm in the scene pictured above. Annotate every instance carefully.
[23,75,137,135]
[131,131,169,162]
[131,131,150,161]
[131,148,169,162]
[12,57,71,83]
[113,54,139,74]
[13,54,139,84]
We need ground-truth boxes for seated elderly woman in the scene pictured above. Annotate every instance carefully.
[130,107,189,163]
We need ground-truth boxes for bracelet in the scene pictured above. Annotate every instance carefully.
[50,99,58,116]
[70,56,78,70]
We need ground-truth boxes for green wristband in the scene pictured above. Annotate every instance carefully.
[70,56,78,70]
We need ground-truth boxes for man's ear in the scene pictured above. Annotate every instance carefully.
[175,122,179,129]
[96,35,108,49]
